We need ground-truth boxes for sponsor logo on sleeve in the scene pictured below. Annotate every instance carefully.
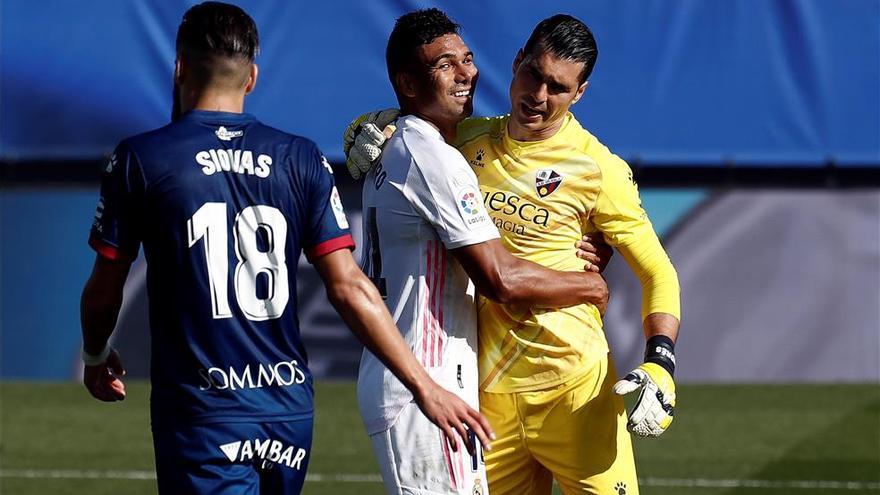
[535,169,563,198]
[94,198,105,220]
[215,126,243,141]
[329,186,350,229]
[321,155,334,175]
[460,191,480,215]
[457,186,491,229]
[92,197,106,231]
[105,153,117,173]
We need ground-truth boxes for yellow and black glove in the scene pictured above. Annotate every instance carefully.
[613,335,676,437]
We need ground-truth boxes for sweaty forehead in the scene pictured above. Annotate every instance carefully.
[417,34,470,63]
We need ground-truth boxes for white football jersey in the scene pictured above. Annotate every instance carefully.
[357,115,500,434]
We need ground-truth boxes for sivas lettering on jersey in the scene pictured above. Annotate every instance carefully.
[198,359,307,391]
[196,149,272,178]
[219,438,308,470]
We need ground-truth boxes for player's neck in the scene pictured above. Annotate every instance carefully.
[434,122,458,144]
[406,112,457,143]
[181,90,246,115]
[507,118,564,142]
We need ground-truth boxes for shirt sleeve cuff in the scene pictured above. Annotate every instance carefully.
[305,234,356,263]
[89,236,136,262]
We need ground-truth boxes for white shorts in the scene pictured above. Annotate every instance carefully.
[370,402,489,495]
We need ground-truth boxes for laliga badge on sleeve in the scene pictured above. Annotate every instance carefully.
[457,186,490,230]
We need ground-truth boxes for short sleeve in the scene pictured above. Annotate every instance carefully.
[88,142,144,262]
[301,143,355,262]
[402,142,499,249]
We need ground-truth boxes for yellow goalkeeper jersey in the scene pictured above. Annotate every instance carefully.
[455,113,680,393]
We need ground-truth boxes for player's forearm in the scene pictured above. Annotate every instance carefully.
[455,240,607,309]
[498,257,608,308]
[643,312,679,342]
[80,276,124,355]
[615,230,681,320]
[326,272,432,399]
[80,256,131,355]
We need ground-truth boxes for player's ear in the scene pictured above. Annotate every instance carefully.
[396,72,417,99]
[512,49,524,75]
[174,58,184,86]
[245,64,258,94]
[572,81,588,105]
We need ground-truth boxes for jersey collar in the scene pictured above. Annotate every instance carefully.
[501,112,578,156]
[179,109,258,124]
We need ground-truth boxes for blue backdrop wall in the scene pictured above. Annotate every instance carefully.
[2,1,878,381]
[2,0,878,165]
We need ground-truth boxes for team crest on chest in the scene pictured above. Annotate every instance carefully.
[535,169,563,198]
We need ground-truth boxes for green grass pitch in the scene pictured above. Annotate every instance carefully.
[1,382,877,495]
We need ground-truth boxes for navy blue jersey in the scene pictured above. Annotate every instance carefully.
[89,110,354,426]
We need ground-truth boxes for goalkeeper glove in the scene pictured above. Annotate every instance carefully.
[342,109,400,180]
[613,335,676,437]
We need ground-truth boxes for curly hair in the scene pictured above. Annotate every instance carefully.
[386,8,460,85]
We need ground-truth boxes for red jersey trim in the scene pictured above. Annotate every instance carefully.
[305,234,355,263]
[88,236,136,262]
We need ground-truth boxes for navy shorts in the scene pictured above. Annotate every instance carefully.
[152,419,313,495]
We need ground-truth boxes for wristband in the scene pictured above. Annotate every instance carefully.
[82,344,111,366]
[644,335,676,376]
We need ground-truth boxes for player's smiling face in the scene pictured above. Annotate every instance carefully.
[508,46,587,141]
[409,34,478,138]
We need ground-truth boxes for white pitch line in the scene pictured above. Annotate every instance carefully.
[0,470,877,490]
[0,469,157,480]
[640,477,880,491]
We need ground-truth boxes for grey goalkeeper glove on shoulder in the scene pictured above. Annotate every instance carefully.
[342,109,400,180]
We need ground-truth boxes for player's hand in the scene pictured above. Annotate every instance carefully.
[342,109,399,180]
[83,348,126,402]
[613,362,675,437]
[575,234,613,273]
[413,381,494,456]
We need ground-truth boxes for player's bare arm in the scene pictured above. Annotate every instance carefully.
[80,254,131,402]
[313,248,494,454]
[643,312,679,342]
[453,238,608,310]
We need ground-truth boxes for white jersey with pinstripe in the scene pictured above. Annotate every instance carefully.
[358,115,497,494]
[356,115,499,438]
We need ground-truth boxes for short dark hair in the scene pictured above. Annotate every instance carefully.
[386,8,460,91]
[175,2,259,88]
[523,14,598,84]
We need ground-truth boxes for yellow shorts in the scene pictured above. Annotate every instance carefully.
[479,355,638,495]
